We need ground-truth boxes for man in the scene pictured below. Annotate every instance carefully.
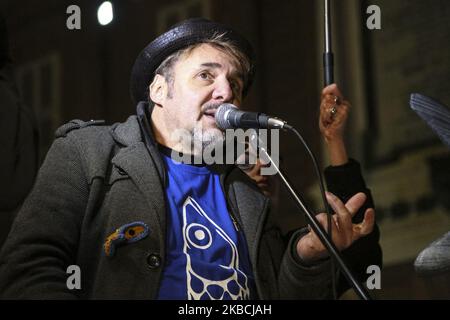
[0,18,379,299]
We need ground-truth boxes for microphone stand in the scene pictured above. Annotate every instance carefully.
[323,0,334,86]
[255,135,372,300]
[319,0,373,300]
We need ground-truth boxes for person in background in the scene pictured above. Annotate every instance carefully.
[0,14,39,249]
[241,83,382,297]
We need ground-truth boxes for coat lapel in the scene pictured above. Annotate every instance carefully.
[110,116,166,247]
[224,169,270,267]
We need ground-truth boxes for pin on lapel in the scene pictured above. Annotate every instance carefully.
[104,221,150,257]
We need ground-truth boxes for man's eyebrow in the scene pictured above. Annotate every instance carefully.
[200,62,222,69]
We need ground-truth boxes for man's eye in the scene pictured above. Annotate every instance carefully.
[198,72,212,80]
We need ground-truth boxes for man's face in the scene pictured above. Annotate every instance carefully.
[156,43,244,150]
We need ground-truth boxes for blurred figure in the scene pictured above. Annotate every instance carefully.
[410,93,450,297]
[0,15,39,248]
[415,231,450,276]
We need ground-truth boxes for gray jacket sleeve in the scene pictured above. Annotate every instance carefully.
[277,228,332,299]
[0,134,88,299]
[256,221,332,299]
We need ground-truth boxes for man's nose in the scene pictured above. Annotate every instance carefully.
[212,78,234,102]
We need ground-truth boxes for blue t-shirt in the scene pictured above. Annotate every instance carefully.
[157,148,255,300]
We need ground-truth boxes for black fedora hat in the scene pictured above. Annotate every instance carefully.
[130,18,255,106]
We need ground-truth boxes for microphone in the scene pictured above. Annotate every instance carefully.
[215,103,290,130]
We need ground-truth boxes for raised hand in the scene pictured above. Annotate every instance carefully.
[296,192,375,263]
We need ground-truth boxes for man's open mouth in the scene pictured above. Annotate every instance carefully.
[203,109,217,119]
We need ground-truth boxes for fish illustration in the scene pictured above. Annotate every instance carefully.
[182,196,250,300]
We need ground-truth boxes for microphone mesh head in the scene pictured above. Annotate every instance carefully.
[215,103,237,130]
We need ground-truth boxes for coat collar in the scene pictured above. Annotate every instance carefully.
[110,101,167,185]
[109,101,156,148]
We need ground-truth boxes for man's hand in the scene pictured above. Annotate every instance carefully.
[236,140,275,197]
[296,192,375,263]
[239,158,272,197]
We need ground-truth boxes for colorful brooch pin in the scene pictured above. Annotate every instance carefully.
[104,221,150,257]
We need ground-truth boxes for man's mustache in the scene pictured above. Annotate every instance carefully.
[201,102,222,114]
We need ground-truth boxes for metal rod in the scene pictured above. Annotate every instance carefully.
[323,0,334,86]
[325,0,332,52]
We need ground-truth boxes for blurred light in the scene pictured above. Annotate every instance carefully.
[97,1,114,26]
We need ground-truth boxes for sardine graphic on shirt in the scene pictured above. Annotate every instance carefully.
[182,196,250,300]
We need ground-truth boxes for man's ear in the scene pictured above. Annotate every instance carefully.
[149,74,168,107]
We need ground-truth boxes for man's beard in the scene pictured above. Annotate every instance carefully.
[170,102,225,157]
[191,125,224,154]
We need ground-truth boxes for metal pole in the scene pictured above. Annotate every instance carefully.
[323,0,334,86]
[325,0,332,52]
